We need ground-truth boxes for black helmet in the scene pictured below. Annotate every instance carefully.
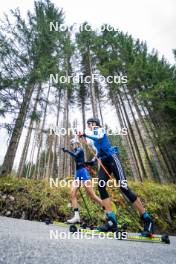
[87,117,100,126]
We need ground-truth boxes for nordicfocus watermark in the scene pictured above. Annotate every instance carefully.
[50,73,127,85]
[49,230,127,240]
[50,22,119,33]
[49,178,128,189]
[49,125,128,136]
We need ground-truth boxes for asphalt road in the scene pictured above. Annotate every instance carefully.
[0,216,175,264]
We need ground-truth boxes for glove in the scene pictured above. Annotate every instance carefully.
[62,147,67,153]
[78,132,86,138]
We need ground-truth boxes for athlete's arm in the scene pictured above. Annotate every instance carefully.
[82,128,105,142]
[64,148,82,158]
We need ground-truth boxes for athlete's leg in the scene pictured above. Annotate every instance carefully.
[111,153,154,233]
[102,198,112,212]
[70,180,80,208]
[98,165,112,211]
[111,153,143,211]
[133,198,145,215]
[84,180,103,207]
[67,180,80,223]
[78,168,103,207]
[96,162,117,232]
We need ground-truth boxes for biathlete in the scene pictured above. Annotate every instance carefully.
[79,117,154,233]
[62,138,103,224]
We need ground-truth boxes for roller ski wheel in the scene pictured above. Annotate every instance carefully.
[162,235,170,244]
[69,224,78,233]
[80,223,87,229]
[45,217,52,225]
[89,224,95,230]
[121,223,128,231]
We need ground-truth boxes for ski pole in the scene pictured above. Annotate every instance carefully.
[79,188,93,223]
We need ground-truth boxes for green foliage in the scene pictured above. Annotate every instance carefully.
[0,176,176,234]
[0,0,65,124]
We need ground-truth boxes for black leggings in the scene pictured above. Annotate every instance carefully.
[98,153,137,203]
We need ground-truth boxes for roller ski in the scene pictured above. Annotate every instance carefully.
[68,211,170,244]
[68,222,170,244]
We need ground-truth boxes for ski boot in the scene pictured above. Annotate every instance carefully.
[67,212,80,224]
[141,212,154,235]
[97,211,118,232]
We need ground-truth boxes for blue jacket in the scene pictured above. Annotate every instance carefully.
[85,127,117,159]
[65,147,85,170]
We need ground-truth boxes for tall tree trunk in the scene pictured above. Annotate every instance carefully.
[51,89,62,178]
[136,81,176,181]
[109,87,140,180]
[122,86,153,180]
[118,91,147,180]
[114,94,142,181]
[59,87,69,178]
[142,104,176,182]
[1,85,35,177]
[88,47,98,118]
[17,85,42,178]
[26,121,40,178]
[34,83,51,179]
[64,95,70,177]
[45,134,54,179]
[81,100,86,131]
[130,91,165,182]
[97,95,104,127]
[117,99,141,181]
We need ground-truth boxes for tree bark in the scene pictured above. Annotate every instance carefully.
[17,85,41,178]
[130,91,165,182]
[88,46,99,118]
[1,85,35,177]
[118,91,147,180]
[34,83,51,179]
[51,89,62,178]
